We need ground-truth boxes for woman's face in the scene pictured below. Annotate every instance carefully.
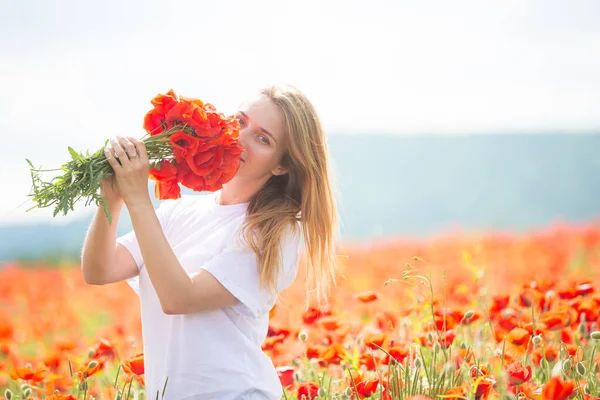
[234,96,288,181]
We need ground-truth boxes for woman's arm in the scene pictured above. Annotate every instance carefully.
[126,199,238,314]
[81,203,139,285]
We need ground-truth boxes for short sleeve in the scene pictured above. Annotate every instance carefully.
[116,198,180,295]
[199,223,301,319]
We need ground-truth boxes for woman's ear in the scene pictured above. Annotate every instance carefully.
[272,165,289,176]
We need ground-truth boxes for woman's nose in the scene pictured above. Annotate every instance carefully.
[238,128,250,148]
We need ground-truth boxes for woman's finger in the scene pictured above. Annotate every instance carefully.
[110,138,131,169]
[118,136,138,160]
[104,147,121,171]
[128,137,148,161]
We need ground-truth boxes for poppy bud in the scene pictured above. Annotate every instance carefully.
[590,331,600,340]
[298,331,308,342]
[576,362,587,376]
[88,360,99,369]
[532,335,542,345]
[318,387,326,397]
[562,358,572,374]
[414,357,423,369]
[463,310,475,320]
[4,389,12,400]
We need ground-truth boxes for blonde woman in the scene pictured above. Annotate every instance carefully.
[81,84,340,400]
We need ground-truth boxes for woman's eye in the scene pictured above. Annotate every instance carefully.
[236,115,246,127]
[259,136,270,145]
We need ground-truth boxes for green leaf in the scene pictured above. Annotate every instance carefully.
[68,146,81,161]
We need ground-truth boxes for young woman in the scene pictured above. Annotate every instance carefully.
[81,83,340,399]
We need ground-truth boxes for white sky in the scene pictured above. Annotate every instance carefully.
[1,0,599,224]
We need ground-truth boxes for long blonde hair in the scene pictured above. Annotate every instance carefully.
[240,83,340,309]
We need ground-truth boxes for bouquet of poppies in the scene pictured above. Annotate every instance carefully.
[27,89,242,223]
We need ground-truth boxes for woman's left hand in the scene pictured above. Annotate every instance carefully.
[104,136,151,207]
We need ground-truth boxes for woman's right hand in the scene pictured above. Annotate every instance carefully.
[100,175,124,210]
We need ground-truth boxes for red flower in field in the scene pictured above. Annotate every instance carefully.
[542,376,576,400]
[445,386,467,398]
[354,290,381,303]
[539,309,571,331]
[474,376,496,399]
[262,333,286,351]
[363,331,387,350]
[276,366,294,387]
[532,343,560,365]
[318,315,343,331]
[43,350,62,371]
[297,382,319,399]
[519,288,541,308]
[383,345,409,365]
[505,361,532,385]
[375,310,397,331]
[89,338,116,360]
[302,307,331,325]
[122,353,144,376]
[9,364,46,383]
[46,394,78,400]
[305,344,324,359]
[497,308,519,331]
[575,299,597,322]
[75,359,102,383]
[0,311,14,341]
[356,376,384,397]
[267,324,290,338]
[359,352,378,370]
[431,313,458,331]
[504,327,531,359]
[320,342,347,365]
[490,294,510,313]
[575,281,594,296]
[439,329,457,348]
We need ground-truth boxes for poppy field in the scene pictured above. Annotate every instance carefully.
[1,222,600,400]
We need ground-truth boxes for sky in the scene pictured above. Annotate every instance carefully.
[1,0,599,224]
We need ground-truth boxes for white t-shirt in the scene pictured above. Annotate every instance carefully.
[116,191,301,400]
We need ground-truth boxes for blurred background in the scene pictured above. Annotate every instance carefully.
[1,0,599,262]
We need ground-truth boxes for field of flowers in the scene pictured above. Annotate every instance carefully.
[1,222,600,400]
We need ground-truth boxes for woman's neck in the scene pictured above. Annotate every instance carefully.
[218,179,264,205]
